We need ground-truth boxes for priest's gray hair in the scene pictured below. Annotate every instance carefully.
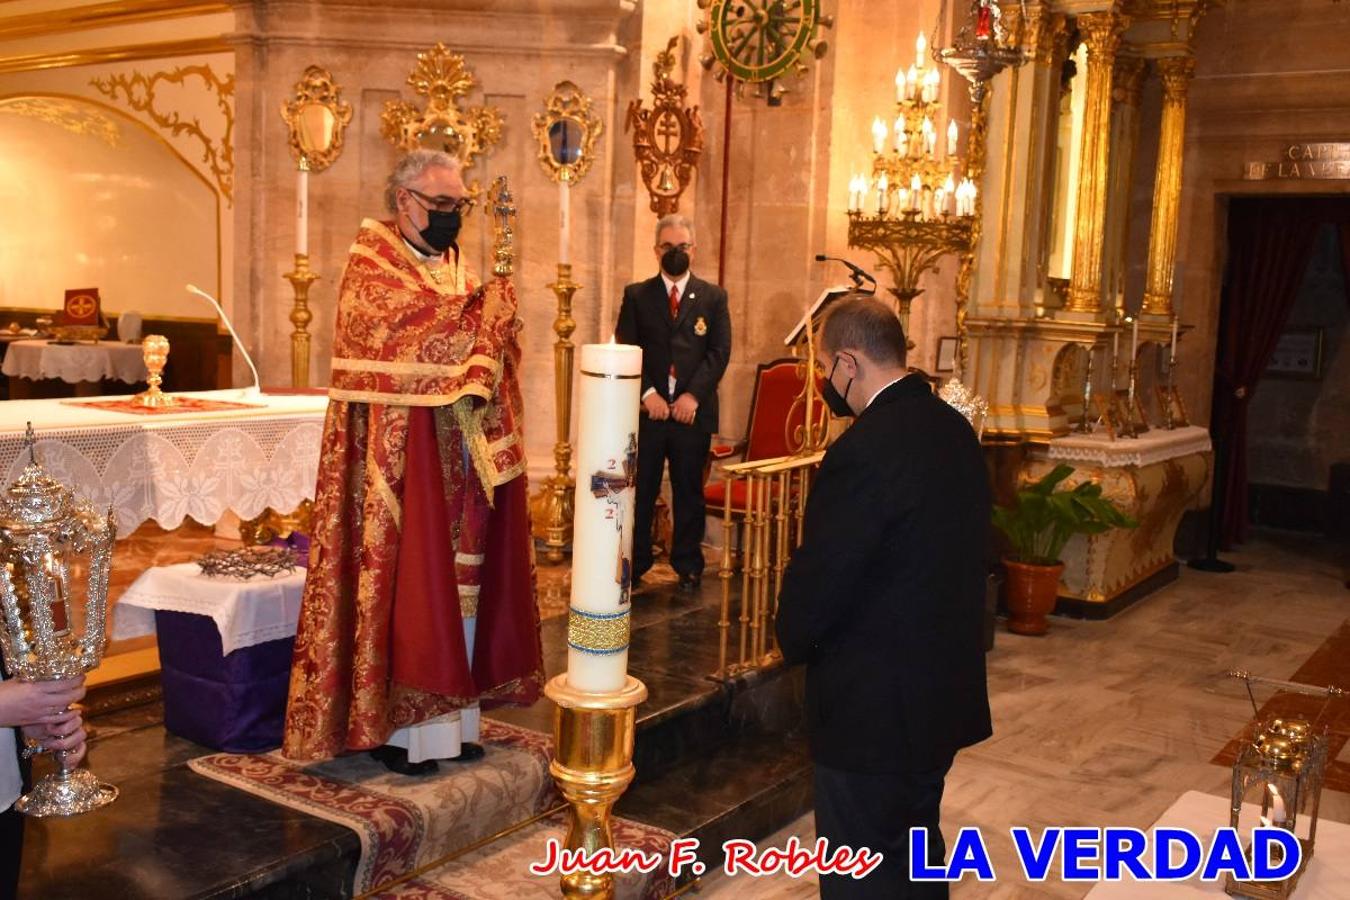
[654,213,695,246]
[820,293,907,367]
[385,150,463,213]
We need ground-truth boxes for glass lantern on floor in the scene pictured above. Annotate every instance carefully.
[1225,672,1340,899]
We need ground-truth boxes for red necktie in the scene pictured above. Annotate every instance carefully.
[668,285,680,384]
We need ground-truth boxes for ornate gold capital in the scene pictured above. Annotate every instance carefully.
[1156,55,1196,102]
[1077,11,1128,61]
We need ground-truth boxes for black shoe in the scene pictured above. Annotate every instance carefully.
[369,745,439,776]
[677,572,701,592]
[447,742,486,763]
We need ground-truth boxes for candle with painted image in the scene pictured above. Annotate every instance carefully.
[566,341,643,693]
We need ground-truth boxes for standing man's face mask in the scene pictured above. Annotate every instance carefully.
[660,245,691,277]
[821,353,856,418]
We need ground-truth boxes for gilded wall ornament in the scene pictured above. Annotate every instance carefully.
[381,43,504,174]
[625,37,705,216]
[696,0,832,103]
[533,81,603,186]
[90,64,234,203]
[280,65,352,173]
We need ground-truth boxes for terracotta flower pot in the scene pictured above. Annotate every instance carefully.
[1002,558,1065,636]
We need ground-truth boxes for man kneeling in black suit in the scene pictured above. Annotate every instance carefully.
[616,214,732,592]
[776,294,992,899]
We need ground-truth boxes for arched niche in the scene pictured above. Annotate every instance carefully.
[0,94,220,320]
[1050,341,1091,420]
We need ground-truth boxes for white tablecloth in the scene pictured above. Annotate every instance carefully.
[1,339,148,384]
[1040,424,1213,468]
[0,389,329,536]
[1085,790,1350,897]
[113,562,305,655]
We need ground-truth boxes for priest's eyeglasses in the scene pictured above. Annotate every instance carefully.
[657,241,694,252]
[407,189,476,215]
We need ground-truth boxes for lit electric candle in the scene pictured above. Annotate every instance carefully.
[910,174,922,211]
[296,165,309,257]
[567,341,643,693]
[943,174,956,215]
[895,67,906,104]
[907,65,919,101]
[894,116,906,154]
[876,173,889,215]
[947,119,959,156]
[916,30,927,68]
[559,179,571,265]
[872,116,887,154]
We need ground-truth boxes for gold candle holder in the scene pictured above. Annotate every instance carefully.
[284,253,319,389]
[530,263,580,563]
[134,334,175,408]
[544,673,647,900]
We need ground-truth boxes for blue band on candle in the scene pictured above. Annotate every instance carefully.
[567,606,630,656]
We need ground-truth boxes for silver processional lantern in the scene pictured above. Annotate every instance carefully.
[0,425,117,816]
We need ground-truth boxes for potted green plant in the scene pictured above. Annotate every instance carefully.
[991,464,1136,635]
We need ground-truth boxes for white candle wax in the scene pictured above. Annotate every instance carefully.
[296,167,309,257]
[1268,785,1289,825]
[566,342,643,693]
[947,119,958,156]
[1130,316,1139,364]
[1170,316,1179,363]
[871,116,887,154]
[559,180,571,265]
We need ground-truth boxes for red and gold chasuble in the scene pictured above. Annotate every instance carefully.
[283,219,543,761]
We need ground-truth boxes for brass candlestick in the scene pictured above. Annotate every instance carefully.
[134,334,176,408]
[284,253,319,388]
[544,674,647,900]
[531,263,580,563]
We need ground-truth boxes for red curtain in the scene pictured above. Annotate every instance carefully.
[1213,198,1350,547]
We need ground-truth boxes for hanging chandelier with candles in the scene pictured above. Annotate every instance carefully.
[846,28,976,347]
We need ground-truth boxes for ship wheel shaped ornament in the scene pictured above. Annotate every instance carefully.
[697,0,833,104]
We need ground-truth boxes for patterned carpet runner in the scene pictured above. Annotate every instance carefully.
[188,719,674,899]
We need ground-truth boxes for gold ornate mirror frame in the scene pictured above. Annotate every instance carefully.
[532,80,603,186]
[280,65,352,172]
[381,43,504,173]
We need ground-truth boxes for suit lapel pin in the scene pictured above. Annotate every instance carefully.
[694,316,707,336]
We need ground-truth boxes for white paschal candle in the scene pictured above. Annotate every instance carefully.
[566,341,643,693]
[559,179,571,265]
[296,166,309,257]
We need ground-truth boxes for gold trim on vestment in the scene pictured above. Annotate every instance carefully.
[332,354,500,379]
[327,386,493,406]
[358,219,471,296]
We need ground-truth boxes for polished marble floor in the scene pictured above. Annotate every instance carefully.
[699,533,1350,899]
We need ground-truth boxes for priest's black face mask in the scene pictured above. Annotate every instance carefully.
[822,352,856,418]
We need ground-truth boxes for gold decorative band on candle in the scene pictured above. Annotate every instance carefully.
[578,370,642,380]
[567,606,631,655]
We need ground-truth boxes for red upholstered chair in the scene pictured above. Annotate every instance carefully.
[704,358,825,517]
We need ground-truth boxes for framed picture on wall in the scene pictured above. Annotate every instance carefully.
[1266,328,1324,379]
[935,336,958,372]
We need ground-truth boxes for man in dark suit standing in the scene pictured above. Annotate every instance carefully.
[776,295,991,898]
[616,214,732,591]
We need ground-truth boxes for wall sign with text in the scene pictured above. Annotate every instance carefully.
[1244,143,1350,180]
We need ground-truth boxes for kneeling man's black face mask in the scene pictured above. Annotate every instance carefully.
[821,355,855,418]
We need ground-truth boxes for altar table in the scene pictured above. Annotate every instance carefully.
[1024,425,1213,615]
[0,389,329,537]
[2,339,148,385]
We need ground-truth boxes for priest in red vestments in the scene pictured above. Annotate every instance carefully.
[283,150,543,774]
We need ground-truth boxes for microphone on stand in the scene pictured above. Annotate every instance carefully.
[185,284,262,397]
[814,254,877,292]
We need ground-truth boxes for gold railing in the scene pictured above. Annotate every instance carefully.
[715,450,825,679]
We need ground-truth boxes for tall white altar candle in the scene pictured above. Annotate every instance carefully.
[566,341,643,693]
[1170,316,1179,363]
[1130,316,1139,365]
[559,179,571,265]
[296,166,309,257]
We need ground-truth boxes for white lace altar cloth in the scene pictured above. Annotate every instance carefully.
[113,562,305,654]
[2,339,149,384]
[1040,425,1212,468]
[0,390,329,537]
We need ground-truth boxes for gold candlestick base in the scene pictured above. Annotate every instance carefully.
[134,334,176,407]
[544,673,648,900]
[284,253,320,389]
[530,474,575,564]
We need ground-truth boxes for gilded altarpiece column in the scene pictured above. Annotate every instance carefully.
[1142,54,1195,318]
[1064,9,1127,315]
[1102,53,1146,316]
